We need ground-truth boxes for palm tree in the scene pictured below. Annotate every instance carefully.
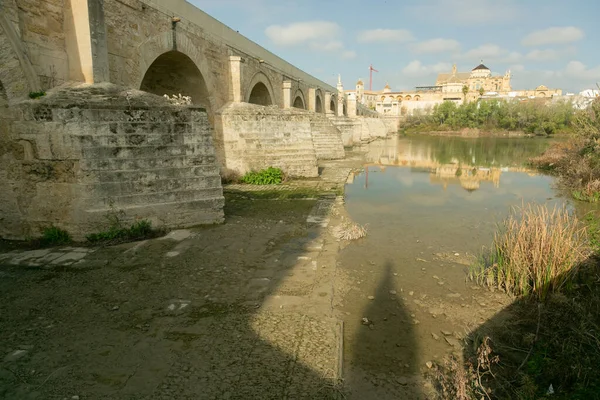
[462,85,469,103]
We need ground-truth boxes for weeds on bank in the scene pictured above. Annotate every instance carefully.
[331,219,368,241]
[530,98,600,202]
[40,226,72,246]
[28,91,46,99]
[469,203,588,301]
[432,337,498,400]
[241,167,284,185]
[86,219,157,244]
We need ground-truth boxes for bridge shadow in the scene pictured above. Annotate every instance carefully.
[461,257,600,399]
[0,196,343,399]
[344,261,424,399]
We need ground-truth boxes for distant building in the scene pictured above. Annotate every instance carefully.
[347,62,563,116]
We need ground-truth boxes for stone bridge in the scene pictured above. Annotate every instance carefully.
[0,0,395,239]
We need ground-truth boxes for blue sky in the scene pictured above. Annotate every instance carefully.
[192,0,599,93]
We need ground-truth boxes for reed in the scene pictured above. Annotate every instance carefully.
[470,203,589,300]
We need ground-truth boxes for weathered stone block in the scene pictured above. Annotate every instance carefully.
[0,85,224,240]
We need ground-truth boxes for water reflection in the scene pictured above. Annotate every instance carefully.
[339,136,569,398]
[353,135,555,191]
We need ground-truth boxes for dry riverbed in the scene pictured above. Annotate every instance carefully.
[0,154,522,399]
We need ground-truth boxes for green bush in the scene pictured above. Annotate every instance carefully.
[86,219,156,243]
[40,226,72,245]
[403,98,574,134]
[28,91,46,99]
[241,167,283,185]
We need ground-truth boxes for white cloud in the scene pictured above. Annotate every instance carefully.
[564,61,600,80]
[309,40,344,52]
[265,21,340,46]
[341,50,357,60]
[402,60,452,77]
[509,61,600,93]
[410,0,520,25]
[462,44,507,61]
[412,38,461,54]
[357,29,414,43]
[525,49,560,62]
[265,20,355,58]
[521,27,584,46]
[509,64,525,72]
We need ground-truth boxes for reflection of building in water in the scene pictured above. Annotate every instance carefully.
[430,165,501,192]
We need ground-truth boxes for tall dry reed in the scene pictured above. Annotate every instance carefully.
[470,203,589,300]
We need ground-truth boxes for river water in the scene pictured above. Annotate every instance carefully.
[337,135,568,397]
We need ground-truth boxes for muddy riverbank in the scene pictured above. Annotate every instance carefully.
[0,137,569,399]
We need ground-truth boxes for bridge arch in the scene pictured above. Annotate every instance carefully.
[329,96,337,114]
[315,89,324,113]
[293,89,306,110]
[246,72,274,106]
[138,31,218,116]
[140,50,210,112]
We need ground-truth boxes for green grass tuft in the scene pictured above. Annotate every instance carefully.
[28,91,46,99]
[241,167,283,185]
[40,226,72,246]
[470,203,589,301]
[86,219,157,244]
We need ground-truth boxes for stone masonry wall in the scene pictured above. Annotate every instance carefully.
[329,117,393,147]
[215,103,318,178]
[0,84,223,240]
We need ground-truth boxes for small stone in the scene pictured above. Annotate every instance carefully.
[413,319,420,325]
[367,295,375,300]
[445,337,460,347]
[431,333,440,340]
[361,317,370,325]
[421,267,426,271]
[426,361,433,369]
[404,363,410,368]
[389,290,397,295]
[368,324,375,330]
[71,396,80,400]
[393,273,398,276]
[409,291,414,296]
[454,253,460,256]
[437,281,445,285]
[397,376,409,385]
[111,306,119,311]
[4,349,27,362]
[441,330,452,336]
[410,314,415,318]
[432,275,439,280]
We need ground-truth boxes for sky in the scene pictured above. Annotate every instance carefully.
[191,0,600,94]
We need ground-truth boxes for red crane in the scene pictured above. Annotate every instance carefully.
[369,64,378,91]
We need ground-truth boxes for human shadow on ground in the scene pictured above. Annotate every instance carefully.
[0,197,341,399]
[343,261,424,399]
[461,258,600,399]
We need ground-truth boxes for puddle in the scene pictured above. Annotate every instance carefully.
[337,135,570,394]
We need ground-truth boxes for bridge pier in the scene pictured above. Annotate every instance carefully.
[64,0,109,83]
[282,81,292,108]
[229,56,242,103]
[308,88,316,112]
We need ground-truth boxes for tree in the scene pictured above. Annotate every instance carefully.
[479,87,485,97]
[462,85,469,103]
